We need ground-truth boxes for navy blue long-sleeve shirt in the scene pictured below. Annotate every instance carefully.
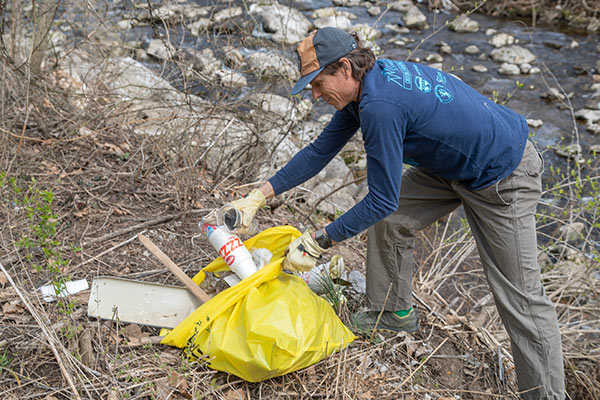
[269,60,529,242]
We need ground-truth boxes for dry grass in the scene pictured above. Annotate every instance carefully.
[1,1,599,399]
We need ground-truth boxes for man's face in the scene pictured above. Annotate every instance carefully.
[310,61,359,110]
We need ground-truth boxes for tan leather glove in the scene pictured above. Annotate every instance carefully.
[222,189,266,234]
[282,231,326,272]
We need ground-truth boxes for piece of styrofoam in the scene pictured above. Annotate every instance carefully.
[87,276,202,328]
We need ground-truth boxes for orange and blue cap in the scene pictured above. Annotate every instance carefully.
[290,27,358,95]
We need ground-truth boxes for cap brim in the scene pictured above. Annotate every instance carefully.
[290,67,323,95]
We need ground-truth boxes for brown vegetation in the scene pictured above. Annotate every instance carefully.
[1,1,599,399]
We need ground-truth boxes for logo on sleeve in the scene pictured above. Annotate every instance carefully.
[435,85,453,103]
[414,76,432,93]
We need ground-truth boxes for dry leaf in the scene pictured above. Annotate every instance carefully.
[223,388,245,400]
[103,142,125,157]
[0,287,17,301]
[155,377,172,400]
[41,160,60,175]
[0,271,7,286]
[123,324,149,344]
[2,301,25,314]
[73,208,89,218]
[108,329,121,345]
[106,389,121,400]
[167,370,189,392]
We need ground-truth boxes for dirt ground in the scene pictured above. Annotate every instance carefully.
[2,124,597,398]
[1,0,600,398]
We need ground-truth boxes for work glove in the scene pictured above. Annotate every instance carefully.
[221,188,266,234]
[282,231,326,272]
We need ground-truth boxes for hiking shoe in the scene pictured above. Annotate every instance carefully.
[350,309,419,334]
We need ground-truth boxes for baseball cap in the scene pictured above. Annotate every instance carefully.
[290,27,358,95]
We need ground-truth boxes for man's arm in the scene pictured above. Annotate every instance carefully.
[258,181,275,200]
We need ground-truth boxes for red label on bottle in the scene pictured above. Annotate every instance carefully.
[225,255,235,265]
[219,237,243,263]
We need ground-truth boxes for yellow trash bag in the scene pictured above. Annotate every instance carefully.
[161,225,356,382]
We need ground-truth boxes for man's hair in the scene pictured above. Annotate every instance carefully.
[321,32,376,81]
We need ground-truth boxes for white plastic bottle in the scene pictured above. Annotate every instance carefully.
[200,223,258,280]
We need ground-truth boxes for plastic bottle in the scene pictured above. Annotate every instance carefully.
[200,223,258,280]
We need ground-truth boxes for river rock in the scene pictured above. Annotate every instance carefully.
[352,24,383,41]
[426,53,443,63]
[498,63,520,75]
[585,94,600,110]
[146,39,175,60]
[312,7,336,18]
[541,87,566,101]
[386,24,410,34]
[213,6,242,24]
[216,70,247,89]
[575,109,600,123]
[527,119,543,128]
[587,17,600,33]
[490,32,515,48]
[590,145,600,154]
[223,46,246,69]
[332,0,362,7]
[559,222,585,243]
[312,8,357,20]
[250,2,311,45]
[251,93,311,122]
[368,6,382,16]
[133,3,211,25]
[491,45,535,64]
[305,157,358,216]
[520,63,533,74]
[314,15,354,30]
[404,6,428,30]
[448,14,479,33]
[472,64,488,73]
[485,28,497,36]
[586,122,600,134]
[390,0,414,12]
[554,143,583,163]
[189,18,212,36]
[162,3,210,21]
[185,48,221,80]
[464,45,480,55]
[389,37,408,47]
[247,51,298,80]
[437,41,452,55]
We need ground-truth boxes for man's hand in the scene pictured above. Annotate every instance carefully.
[222,188,266,234]
[282,231,327,272]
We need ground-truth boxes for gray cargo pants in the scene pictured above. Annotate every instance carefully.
[366,141,565,399]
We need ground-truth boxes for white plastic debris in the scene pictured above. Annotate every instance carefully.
[40,278,89,302]
[223,248,273,287]
[299,255,346,294]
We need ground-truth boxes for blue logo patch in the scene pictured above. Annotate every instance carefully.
[435,85,453,104]
[414,76,432,93]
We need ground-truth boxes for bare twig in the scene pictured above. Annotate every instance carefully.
[0,262,82,400]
